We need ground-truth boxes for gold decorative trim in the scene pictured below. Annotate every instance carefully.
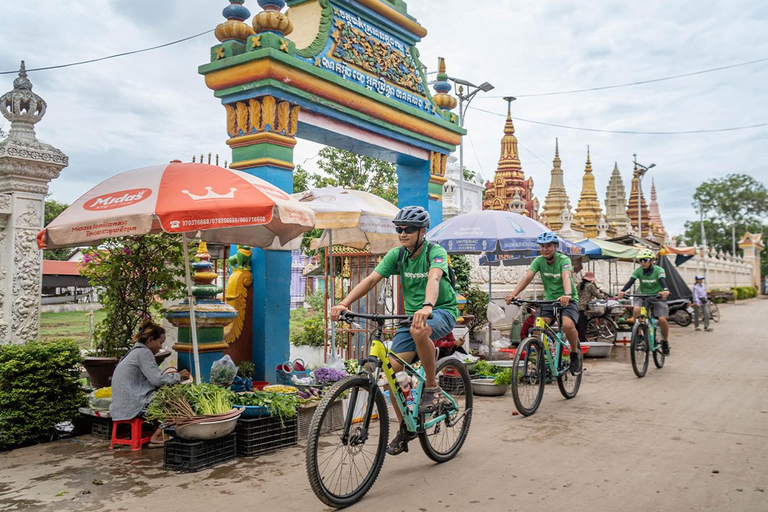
[229,157,295,170]
[429,175,447,185]
[355,0,427,38]
[430,151,448,177]
[173,342,230,352]
[429,193,441,200]
[224,95,300,138]
[227,131,298,148]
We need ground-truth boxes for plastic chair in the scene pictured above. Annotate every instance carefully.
[109,417,154,451]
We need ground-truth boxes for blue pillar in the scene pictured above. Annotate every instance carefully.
[236,164,293,382]
[396,156,443,226]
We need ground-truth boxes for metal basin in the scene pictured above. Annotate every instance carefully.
[175,415,240,441]
[583,342,613,358]
[471,378,509,396]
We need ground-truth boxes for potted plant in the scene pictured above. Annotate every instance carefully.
[463,286,488,343]
[78,234,186,387]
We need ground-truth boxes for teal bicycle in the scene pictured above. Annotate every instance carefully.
[509,300,583,416]
[305,311,473,509]
[626,294,665,377]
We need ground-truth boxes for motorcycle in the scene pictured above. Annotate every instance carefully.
[668,298,694,327]
[584,299,626,343]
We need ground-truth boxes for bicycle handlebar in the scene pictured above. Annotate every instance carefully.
[338,310,432,325]
[508,299,562,306]
[622,294,664,298]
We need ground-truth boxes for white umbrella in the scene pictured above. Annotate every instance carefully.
[39,162,316,383]
[294,187,399,360]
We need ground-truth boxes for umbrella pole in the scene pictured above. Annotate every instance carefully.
[488,263,492,355]
[329,229,336,360]
[182,236,203,385]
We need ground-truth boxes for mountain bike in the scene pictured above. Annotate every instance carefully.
[305,311,473,509]
[508,300,583,416]
[625,294,665,377]
[707,300,720,323]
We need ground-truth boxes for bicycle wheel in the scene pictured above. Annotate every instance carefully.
[418,358,473,463]
[709,303,720,323]
[630,322,650,378]
[557,342,582,399]
[306,376,389,509]
[511,337,545,416]
[585,317,600,342]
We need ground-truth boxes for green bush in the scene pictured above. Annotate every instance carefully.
[290,312,326,347]
[731,286,757,300]
[0,340,86,450]
[463,286,488,338]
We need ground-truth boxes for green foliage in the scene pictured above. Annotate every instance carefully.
[290,312,326,347]
[78,234,187,357]
[473,360,511,385]
[293,164,311,193]
[145,384,235,423]
[451,254,472,295]
[731,286,757,300]
[234,391,299,423]
[311,147,398,205]
[305,289,325,311]
[462,167,477,183]
[463,286,488,337]
[0,340,86,450]
[237,360,255,379]
[43,197,71,260]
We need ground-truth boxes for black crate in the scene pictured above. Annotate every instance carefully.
[91,417,113,439]
[163,433,237,473]
[236,415,298,457]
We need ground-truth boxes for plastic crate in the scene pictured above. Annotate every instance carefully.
[440,368,467,395]
[297,400,344,441]
[236,415,297,457]
[163,433,237,473]
[91,417,113,440]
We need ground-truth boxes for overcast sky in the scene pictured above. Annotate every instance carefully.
[2,0,766,239]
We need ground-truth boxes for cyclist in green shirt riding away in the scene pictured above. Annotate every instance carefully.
[505,231,582,374]
[618,249,671,355]
[330,206,458,456]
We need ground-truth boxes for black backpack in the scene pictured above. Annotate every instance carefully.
[394,242,457,290]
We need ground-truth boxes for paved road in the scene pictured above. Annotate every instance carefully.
[2,298,767,512]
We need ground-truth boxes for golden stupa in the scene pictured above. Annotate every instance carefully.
[573,147,604,238]
[626,164,652,237]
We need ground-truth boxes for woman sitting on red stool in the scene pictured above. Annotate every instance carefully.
[109,319,190,447]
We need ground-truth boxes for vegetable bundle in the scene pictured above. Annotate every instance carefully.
[473,360,512,386]
[235,391,299,425]
[312,367,348,385]
[145,384,236,425]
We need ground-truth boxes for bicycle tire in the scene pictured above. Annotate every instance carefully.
[653,345,665,369]
[511,337,546,416]
[418,358,473,463]
[306,376,389,509]
[630,322,650,378]
[709,303,720,323]
[587,317,618,343]
[557,342,582,399]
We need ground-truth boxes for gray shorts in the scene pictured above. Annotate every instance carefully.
[538,302,580,326]
[633,297,669,318]
[391,309,456,361]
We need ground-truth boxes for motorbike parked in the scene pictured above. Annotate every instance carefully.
[668,298,694,326]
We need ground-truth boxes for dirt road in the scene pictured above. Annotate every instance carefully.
[2,298,766,512]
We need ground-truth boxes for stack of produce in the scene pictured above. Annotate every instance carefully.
[473,361,512,386]
[311,367,348,385]
[234,391,299,426]
[145,384,240,427]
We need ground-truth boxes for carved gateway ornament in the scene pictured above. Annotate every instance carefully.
[225,96,301,138]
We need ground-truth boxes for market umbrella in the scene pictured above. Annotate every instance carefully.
[294,187,399,360]
[576,238,639,260]
[38,162,316,383]
[427,210,585,350]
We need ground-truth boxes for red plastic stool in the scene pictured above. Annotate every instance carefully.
[109,417,154,451]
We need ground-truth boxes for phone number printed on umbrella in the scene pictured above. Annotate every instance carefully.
[179,216,267,227]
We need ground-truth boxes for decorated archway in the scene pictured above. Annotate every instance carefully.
[200,0,463,380]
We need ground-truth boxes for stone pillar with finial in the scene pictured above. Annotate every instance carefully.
[165,241,238,381]
[0,62,68,343]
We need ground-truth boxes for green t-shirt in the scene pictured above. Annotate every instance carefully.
[374,243,459,319]
[528,253,579,302]
[631,265,666,295]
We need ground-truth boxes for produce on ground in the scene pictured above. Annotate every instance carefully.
[145,383,235,425]
[263,385,299,394]
[234,391,299,425]
[473,360,512,386]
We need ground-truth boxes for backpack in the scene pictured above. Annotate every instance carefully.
[394,242,457,290]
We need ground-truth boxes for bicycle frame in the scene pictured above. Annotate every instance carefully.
[635,306,658,351]
[350,322,458,439]
[531,317,570,378]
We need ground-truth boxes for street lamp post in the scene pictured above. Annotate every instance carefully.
[633,154,655,239]
[450,77,494,214]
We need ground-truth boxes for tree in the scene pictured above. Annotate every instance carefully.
[693,174,768,255]
[293,164,311,193]
[43,198,71,261]
[462,167,477,183]
[451,254,472,295]
[313,147,398,205]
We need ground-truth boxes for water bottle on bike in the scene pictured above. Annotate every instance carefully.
[395,371,415,411]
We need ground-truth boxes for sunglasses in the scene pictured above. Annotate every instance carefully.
[395,226,420,234]
[639,258,651,263]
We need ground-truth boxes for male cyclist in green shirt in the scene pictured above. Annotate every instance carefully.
[330,206,458,455]
[505,231,582,374]
[618,249,671,355]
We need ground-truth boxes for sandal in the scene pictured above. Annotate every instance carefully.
[386,422,416,456]
[418,387,444,416]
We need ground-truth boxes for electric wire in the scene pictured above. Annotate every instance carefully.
[480,56,768,98]
[0,30,214,75]
[469,105,768,135]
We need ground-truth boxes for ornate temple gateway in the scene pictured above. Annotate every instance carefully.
[200,0,463,380]
[482,99,540,219]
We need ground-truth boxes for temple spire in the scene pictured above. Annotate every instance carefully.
[541,138,571,230]
[574,146,603,238]
[604,162,632,235]
[648,178,667,242]
[626,163,652,237]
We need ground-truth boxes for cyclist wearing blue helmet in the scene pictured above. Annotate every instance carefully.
[330,206,458,455]
[505,231,582,374]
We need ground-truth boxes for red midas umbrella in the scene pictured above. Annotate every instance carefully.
[38,162,316,383]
